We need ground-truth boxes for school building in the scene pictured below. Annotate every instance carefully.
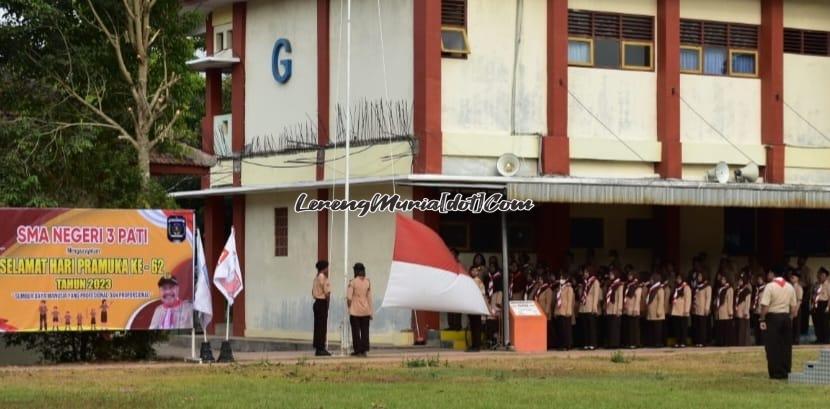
[174,0,830,344]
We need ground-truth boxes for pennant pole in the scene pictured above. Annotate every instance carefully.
[501,211,510,348]
[225,302,231,341]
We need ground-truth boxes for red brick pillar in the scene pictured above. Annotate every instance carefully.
[542,0,569,175]
[656,0,682,178]
[413,0,442,174]
[761,0,785,183]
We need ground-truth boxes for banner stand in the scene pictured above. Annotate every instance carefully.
[217,304,234,362]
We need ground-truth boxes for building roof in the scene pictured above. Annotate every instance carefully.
[168,174,830,209]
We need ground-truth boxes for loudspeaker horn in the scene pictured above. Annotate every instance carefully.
[496,153,521,177]
[735,163,759,183]
[706,161,730,184]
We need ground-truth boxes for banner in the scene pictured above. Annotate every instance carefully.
[0,208,195,332]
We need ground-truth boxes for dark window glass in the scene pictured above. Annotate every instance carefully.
[441,29,467,53]
[626,219,654,249]
[274,208,288,257]
[570,218,604,249]
[594,38,620,68]
[624,43,651,67]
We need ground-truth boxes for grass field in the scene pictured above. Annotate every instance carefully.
[1,349,828,409]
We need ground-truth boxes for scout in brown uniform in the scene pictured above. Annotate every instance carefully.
[487,269,504,346]
[553,276,575,350]
[670,275,691,348]
[751,273,768,345]
[759,275,798,379]
[311,260,332,356]
[50,306,60,331]
[347,263,372,356]
[734,275,752,346]
[714,275,734,346]
[789,272,803,345]
[467,266,486,352]
[535,275,555,350]
[811,267,830,344]
[604,269,624,348]
[38,301,48,331]
[578,269,601,350]
[645,274,665,347]
[691,272,712,347]
[622,271,642,348]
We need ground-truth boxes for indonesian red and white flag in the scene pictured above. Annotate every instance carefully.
[213,227,244,304]
[381,214,490,315]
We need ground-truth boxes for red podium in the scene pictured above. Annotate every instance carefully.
[508,300,547,352]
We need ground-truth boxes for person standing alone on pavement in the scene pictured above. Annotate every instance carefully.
[347,263,372,357]
[759,271,798,380]
[311,260,331,356]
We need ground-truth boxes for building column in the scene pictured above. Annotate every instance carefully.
[413,0,442,174]
[411,186,440,343]
[654,206,680,273]
[542,0,569,175]
[535,203,570,270]
[231,2,247,187]
[656,0,682,179]
[761,0,785,183]
[316,0,330,181]
[231,195,246,337]
[203,196,226,334]
[202,13,222,189]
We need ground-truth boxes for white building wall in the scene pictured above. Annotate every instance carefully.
[245,0,318,148]
[441,0,547,137]
[329,0,413,141]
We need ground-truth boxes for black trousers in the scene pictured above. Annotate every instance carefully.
[672,316,689,346]
[555,316,572,349]
[764,313,793,379]
[447,313,462,330]
[812,302,829,343]
[468,314,482,350]
[605,315,621,348]
[623,316,640,347]
[485,319,499,346]
[715,319,734,346]
[800,286,811,334]
[792,313,801,345]
[547,319,556,350]
[579,313,598,347]
[692,315,708,345]
[735,318,750,346]
[645,319,663,347]
[39,314,47,331]
[312,299,329,351]
[751,313,763,345]
[349,315,370,354]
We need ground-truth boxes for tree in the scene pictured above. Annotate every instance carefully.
[1,0,202,194]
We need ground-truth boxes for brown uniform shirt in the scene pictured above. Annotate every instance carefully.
[538,286,554,318]
[761,278,797,314]
[490,290,503,316]
[670,283,692,317]
[715,286,734,320]
[813,280,830,308]
[623,285,642,316]
[578,278,601,314]
[604,280,624,316]
[692,285,711,316]
[793,283,803,316]
[312,273,331,300]
[734,286,752,319]
[554,283,574,317]
[347,277,373,317]
[646,283,665,320]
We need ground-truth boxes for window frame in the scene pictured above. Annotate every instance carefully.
[215,32,225,53]
[568,37,594,67]
[274,207,288,257]
[440,25,471,57]
[728,49,758,78]
[621,40,654,70]
[680,45,703,74]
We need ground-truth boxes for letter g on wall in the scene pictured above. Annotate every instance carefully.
[272,38,293,84]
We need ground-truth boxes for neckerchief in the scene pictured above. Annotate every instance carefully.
[716,285,730,309]
[753,284,766,311]
[534,283,551,300]
[814,283,824,306]
[606,278,623,305]
[556,282,569,308]
[736,285,751,306]
[625,279,639,298]
[581,276,596,305]
[673,282,687,303]
[646,281,662,305]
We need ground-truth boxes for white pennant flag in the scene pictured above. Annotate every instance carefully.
[213,227,244,304]
[193,229,213,330]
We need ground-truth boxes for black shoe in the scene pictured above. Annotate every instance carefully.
[358,352,368,357]
[315,350,331,357]
[350,351,360,356]
[465,347,480,352]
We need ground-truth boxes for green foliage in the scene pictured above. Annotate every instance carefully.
[3,331,167,363]
[403,354,442,368]
[610,350,633,364]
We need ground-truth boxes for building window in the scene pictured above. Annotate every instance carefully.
[274,207,288,257]
[215,32,224,52]
[568,38,593,66]
[680,19,759,78]
[680,46,702,73]
[784,28,830,56]
[441,0,469,58]
[567,9,654,71]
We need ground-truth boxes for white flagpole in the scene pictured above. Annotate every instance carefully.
[341,0,352,357]
[225,303,231,341]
